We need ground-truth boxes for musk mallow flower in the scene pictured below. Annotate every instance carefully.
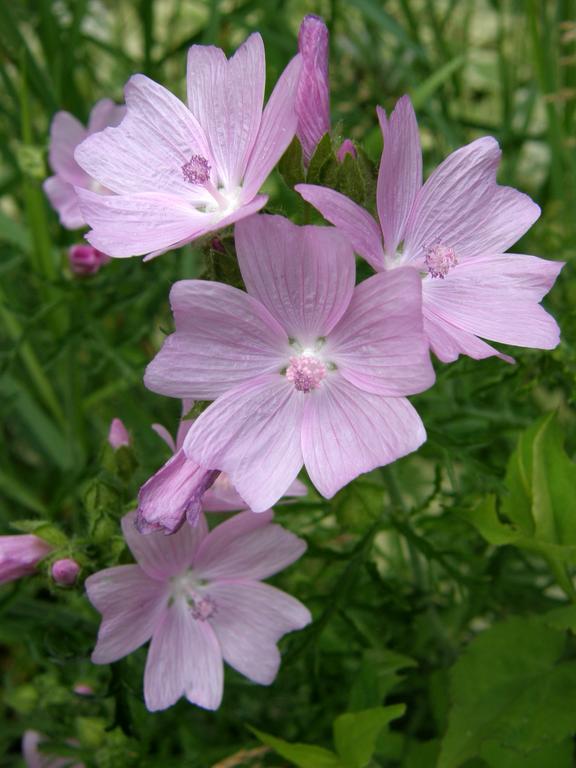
[0,534,52,585]
[144,214,435,513]
[296,15,330,163]
[297,95,564,363]
[86,510,311,711]
[138,405,307,534]
[74,34,302,260]
[44,99,125,229]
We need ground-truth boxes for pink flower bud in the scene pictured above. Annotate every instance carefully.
[73,683,94,696]
[51,558,80,586]
[337,139,357,163]
[296,15,330,164]
[0,535,52,584]
[68,244,110,275]
[107,418,131,450]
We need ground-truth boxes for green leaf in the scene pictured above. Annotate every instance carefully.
[439,617,576,768]
[306,133,339,187]
[250,727,343,768]
[279,135,305,188]
[410,56,466,110]
[480,739,573,768]
[348,648,416,710]
[336,153,366,206]
[333,481,384,533]
[333,705,405,768]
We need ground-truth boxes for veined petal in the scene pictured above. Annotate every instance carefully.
[48,111,88,184]
[43,176,84,229]
[184,375,306,513]
[208,581,311,685]
[194,511,307,581]
[329,269,435,396]
[376,97,422,256]
[423,254,563,351]
[88,98,126,133]
[75,74,213,198]
[296,184,386,271]
[121,511,209,580]
[403,137,502,265]
[423,309,512,363]
[144,601,223,711]
[235,215,355,340]
[296,15,330,163]
[144,280,288,400]
[242,54,302,199]
[86,564,169,664]
[302,376,426,498]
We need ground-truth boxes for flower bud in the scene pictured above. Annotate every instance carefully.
[51,558,80,586]
[296,15,330,164]
[68,244,110,275]
[337,139,357,163]
[107,418,131,450]
[0,535,52,584]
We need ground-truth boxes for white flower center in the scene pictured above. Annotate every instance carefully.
[181,154,242,214]
[170,570,216,621]
[285,341,333,393]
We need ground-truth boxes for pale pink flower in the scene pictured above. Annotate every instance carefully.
[297,95,564,362]
[144,215,434,512]
[0,535,52,584]
[68,244,110,275]
[22,731,83,768]
[296,15,330,163]
[138,406,307,534]
[44,99,125,229]
[107,417,131,449]
[86,510,310,712]
[51,558,80,586]
[74,34,302,261]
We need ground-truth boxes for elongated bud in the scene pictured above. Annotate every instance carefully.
[68,244,110,275]
[296,15,330,164]
[337,139,357,163]
[0,535,52,584]
[51,558,80,586]
[107,418,131,450]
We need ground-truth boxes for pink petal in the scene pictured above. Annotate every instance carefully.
[151,423,176,453]
[208,581,311,685]
[48,111,88,184]
[235,214,355,340]
[328,269,435,396]
[242,54,302,199]
[144,280,288,399]
[423,310,511,363]
[75,75,212,199]
[295,184,386,271]
[86,564,168,663]
[77,188,216,258]
[43,176,84,229]
[194,511,307,580]
[403,137,502,265]
[376,97,422,256]
[121,511,208,580]
[144,601,223,711]
[184,375,306,513]
[296,15,331,163]
[87,98,126,134]
[201,472,249,512]
[188,34,265,188]
[302,375,426,498]
[423,254,563,353]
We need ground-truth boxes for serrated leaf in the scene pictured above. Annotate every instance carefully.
[333,705,405,768]
[250,727,343,768]
[279,135,305,188]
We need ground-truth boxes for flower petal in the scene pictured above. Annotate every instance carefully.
[235,214,355,340]
[403,137,502,265]
[144,601,223,711]
[184,375,305,513]
[296,15,330,163]
[75,75,212,198]
[423,310,511,363]
[121,511,209,580]
[87,98,126,134]
[242,54,302,199]
[295,184,385,271]
[423,254,563,352]
[144,280,288,400]
[86,564,168,664]
[48,111,88,184]
[208,581,311,685]
[329,269,434,396]
[194,511,307,580]
[43,176,84,229]
[376,97,422,256]
[151,423,176,453]
[302,376,426,498]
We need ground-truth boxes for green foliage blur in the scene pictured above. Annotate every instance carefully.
[1,0,575,766]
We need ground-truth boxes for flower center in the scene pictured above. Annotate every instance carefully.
[181,153,228,208]
[286,354,327,393]
[424,242,458,279]
[190,596,216,621]
[170,571,217,621]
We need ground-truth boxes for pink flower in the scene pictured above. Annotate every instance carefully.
[297,96,564,362]
[22,731,83,768]
[137,406,307,534]
[86,511,310,711]
[74,35,302,261]
[44,99,125,230]
[51,558,80,586]
[144,215,434,512]
[107,417,131,449]
[0,535,52,584]
[296,15,330,163]
[68,244,110,275]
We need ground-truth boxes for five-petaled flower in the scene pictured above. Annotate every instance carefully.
[74,34,302,260]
